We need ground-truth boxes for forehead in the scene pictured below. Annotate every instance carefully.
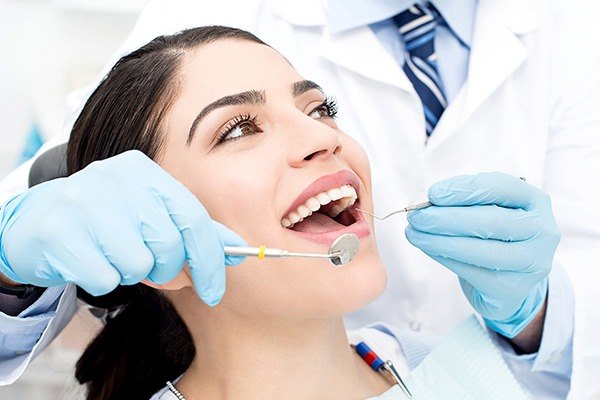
[178,39,303,102]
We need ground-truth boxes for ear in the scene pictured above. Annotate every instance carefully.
[142,263,193,291]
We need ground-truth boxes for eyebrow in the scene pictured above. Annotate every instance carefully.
[187,90,265,145]
[293,80,323,97]
[187,80,324,145]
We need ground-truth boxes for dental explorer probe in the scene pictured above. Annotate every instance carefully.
[355,200,432,221]
[356,177,528,221]
[224,233,360,266]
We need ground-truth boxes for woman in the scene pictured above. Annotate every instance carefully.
[69,26,527,400]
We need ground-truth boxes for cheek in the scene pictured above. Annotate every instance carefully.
[340,135,373,214]
[175,153,280,244]
[341,135,372,188]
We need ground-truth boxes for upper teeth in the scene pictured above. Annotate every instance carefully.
[281,184,358,228]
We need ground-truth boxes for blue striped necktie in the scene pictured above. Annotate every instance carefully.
[394,2,447,137]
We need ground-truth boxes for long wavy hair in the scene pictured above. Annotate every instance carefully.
[67,26,267,400]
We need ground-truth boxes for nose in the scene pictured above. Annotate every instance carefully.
[286,115,342,167]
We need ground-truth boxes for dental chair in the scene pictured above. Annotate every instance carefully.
[28,143,68,188]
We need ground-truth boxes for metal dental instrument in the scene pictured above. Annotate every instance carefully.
[355,200,432,221]
[328,233,360,266]
[356,177,527,221]
[224,233,360,266]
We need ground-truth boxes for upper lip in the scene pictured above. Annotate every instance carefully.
[283,170,360,219]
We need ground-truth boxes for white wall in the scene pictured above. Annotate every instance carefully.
[0,0,145,178]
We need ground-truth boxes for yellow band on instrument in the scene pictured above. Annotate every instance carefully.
[257,245,266,260]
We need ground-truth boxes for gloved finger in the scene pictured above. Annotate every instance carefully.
[91,206,155,286]
[454,277,518,320]
[138,203,187,285]
[212,221,247,266]
[44,243,122,296]
[427,172,543,210]
[143,222,187,285]
[157,185,227,306]
[407,204,538,241]
[427,252,530,318]
[405,225,540,272]
[446,263,522,320]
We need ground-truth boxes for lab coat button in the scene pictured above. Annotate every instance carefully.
[409,320,422,331]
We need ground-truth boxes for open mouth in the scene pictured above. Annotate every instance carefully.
[281,184,358,233]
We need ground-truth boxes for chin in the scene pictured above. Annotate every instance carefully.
[304,251,388,318]
[339,258,388,315]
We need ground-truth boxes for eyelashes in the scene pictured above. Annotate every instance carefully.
[215,114,262,145]
[320,96,338,119]
[215,97,339,145]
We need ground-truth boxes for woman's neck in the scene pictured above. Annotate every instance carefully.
[174,297,390,400]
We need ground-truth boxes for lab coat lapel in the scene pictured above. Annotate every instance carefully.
[319,27,415,93]
[427,0,537,150]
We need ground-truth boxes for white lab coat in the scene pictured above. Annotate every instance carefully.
[1,0,599,397]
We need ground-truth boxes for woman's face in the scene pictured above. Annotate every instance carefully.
[159,39,386,318]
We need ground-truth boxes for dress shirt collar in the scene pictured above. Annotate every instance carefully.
[326,0,477,46]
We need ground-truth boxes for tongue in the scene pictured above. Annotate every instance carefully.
[291,212,345,233]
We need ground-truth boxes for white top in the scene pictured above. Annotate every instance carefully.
[154,386,406,400]
[150,317,528,400]
[150,325,411,400]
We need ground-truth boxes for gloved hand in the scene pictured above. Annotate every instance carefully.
[405,172,560,338]
[0,150,246,306]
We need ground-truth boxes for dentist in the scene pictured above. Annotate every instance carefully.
[1,1,598,398]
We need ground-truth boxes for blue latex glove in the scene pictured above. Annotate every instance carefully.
[0,150,246,306]
[405,172,560,338]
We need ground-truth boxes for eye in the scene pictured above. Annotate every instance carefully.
[308,105,330,119]
[308,97,338,120]
[216,114,262,144]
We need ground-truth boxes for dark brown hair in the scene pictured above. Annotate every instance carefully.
[67,26,267,400]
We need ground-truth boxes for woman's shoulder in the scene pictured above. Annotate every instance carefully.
[346,323,441,374]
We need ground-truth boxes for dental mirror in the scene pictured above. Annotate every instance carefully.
[328,233,360,266]
[223,233,360,266]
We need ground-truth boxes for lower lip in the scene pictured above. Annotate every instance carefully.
[286,202,371,246]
